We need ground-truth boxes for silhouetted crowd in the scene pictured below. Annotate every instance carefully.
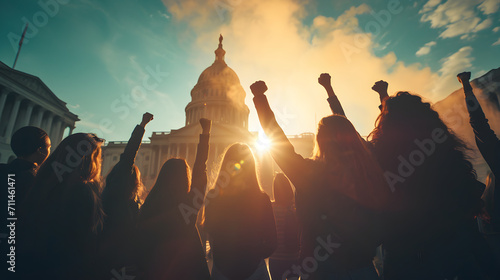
[1,71,499,280]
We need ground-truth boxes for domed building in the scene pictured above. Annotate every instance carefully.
[146,35,257,182]
[185,35,249,129]
[102,36,292,193]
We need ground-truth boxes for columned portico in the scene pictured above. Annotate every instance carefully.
[5,97,22,144]
[0,60,79,162]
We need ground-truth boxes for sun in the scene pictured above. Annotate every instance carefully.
[255,129,272,153]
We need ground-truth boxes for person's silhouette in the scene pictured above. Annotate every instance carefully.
[251,80,389,280]
[101,112,153,274]
[204,143,277,280]
[136,118,212,280]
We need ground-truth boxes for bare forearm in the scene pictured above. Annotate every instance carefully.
[191,134,209,202]
[379,93,389,104]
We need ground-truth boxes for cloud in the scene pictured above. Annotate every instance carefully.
[161,0,461,136]
[416,41,437,56]
[433,46,474,95]
[493,27,500,32]
[420,0,494,39]
[493,38,500,45]
[421,0,442,13]
[478,0,500,14]
[157,10,170,19]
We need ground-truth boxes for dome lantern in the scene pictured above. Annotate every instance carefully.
[215,34,226,63]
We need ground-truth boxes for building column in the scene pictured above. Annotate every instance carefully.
[176,144,180,158]
[45,114,55,136]
[157,146,162,174]
[0,89,8,123]
[185,144,189,162]
[34,109,45,127]
[69,126,74,135]
[167,145,171,159]
[21,102,35,127]
[5,97,22,144]
[51,119,63,146]
[57,123,67,143]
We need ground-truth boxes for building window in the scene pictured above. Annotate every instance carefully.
[113,156,118,161]
[145,155,150,161]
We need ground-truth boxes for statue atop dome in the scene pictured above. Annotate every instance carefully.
[215,34,226,62]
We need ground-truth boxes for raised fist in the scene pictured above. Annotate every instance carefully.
[371,80,388,95]
[250,81,268,96]
[140,112,154,127]
[457,72,471,84]
[200,118,212,134]
[318,73,331,88]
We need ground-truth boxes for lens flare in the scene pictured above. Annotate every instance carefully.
[234,162,241,170]
[255,129,272,153]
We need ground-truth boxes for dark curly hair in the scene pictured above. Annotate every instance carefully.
[368,92,484,225]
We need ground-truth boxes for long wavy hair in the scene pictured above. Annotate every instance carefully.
[30,133,105,233]
[139,158,191,220]
[313,115,391,210]
[104,164,145,207]
[212,143,263,196]
[202,143,266,224]
[368,91,484,217]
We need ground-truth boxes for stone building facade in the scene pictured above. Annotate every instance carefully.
[0,61,79,163]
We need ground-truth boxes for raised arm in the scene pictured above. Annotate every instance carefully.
[121,112,154,167]
[190,118,211,210]
[318,73,346,116]
[250,81,310,188]
[457,72,500,176]
[372,80,389,108]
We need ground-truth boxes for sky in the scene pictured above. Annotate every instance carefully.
[1,0,499,141]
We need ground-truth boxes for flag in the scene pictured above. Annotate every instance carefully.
[19,24,28,46]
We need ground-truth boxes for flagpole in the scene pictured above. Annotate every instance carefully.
[13,24,28,69]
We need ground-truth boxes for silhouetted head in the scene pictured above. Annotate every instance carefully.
[141,158,191,217]
[273,173,293,207]
[203,143,267,229]
[314,115,368,165]
[370,92,443,144]
[214,143,262,195]
[313,115,391,209]
[11,126,51,166]
[36,133,104,185]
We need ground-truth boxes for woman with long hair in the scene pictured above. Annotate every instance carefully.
[101,112,153,273]
[368,91,490,279]
[136,118,211,280]
[269,173,300,280]
[203,143,277,280]
[21,133,105,280]
[250,80,391,280]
